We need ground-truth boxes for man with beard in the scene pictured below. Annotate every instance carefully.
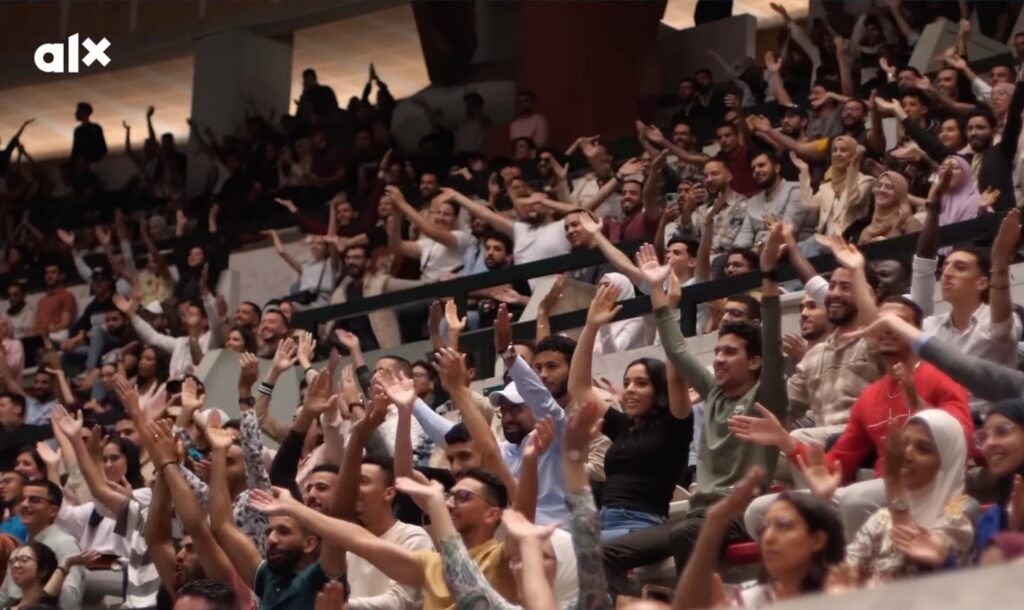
[145,423,256,610]
[0,370,59,426]
[0,471,26,541]
[0,479,83,609]
[220,301,261,342]
[29,264,77,340]
[256,308,290,358]
[896,68,1023,211]
[734,150,813,250]
[0,394,51,477]
[910,208,1022,417]
[117,291,223,379]
[4,283,32,340]
[58,266,116,374]
[417,171,441,207]
[329,405,431,610]
[733,295,972,541]
[636,120,707,184]
[437,186,570,290]
[781,296,833,369]
[692,159,748,255]
[786,238,881,447]
[712,123,756,197]
[870,258,910,299]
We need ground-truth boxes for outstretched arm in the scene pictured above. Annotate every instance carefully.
[387,186,460,248]
[444,188,515,235]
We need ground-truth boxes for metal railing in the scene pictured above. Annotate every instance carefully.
[292,214,1003,374]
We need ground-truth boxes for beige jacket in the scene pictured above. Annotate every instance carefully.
[787,333,882,428]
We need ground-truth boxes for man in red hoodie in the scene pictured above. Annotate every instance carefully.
[730,295,973,541]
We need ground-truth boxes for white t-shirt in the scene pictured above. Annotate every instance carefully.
[347,520,432,607]
[417,231,472,282]
[512,221,572,291]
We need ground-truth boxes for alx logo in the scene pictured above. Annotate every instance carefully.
[34,34,111,73]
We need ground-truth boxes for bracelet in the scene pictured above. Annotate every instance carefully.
[56,566,68,575]
[761,268,779,281]
[158,460,177,471]
[257,382,274,397]
[303,366,314,375]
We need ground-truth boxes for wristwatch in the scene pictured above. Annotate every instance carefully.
[501,343,517,361]
[566,449,585,463]
[238,396,255,407]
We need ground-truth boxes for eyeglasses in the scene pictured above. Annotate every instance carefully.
[975,422,1018,446]
[445,489,494,507]
[8,556,36,567]
[21,495,54,506]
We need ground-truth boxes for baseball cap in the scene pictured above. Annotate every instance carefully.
[488,382,525,407]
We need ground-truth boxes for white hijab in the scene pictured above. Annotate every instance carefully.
[595,273,645,355]
[906,409,966,528]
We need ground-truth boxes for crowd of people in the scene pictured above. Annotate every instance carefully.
[3,1,1024,609]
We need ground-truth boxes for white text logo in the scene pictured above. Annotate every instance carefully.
[34,34,111,73]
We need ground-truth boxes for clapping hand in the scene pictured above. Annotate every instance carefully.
[433,347,471,392]
[502,509,557,543]
[522,416,556,461]
[636,243,670,287]
[394,476,445,512]
[795,442,842,501]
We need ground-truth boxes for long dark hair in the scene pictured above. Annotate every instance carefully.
[139,345,170,387]
[102,436,144,489]
[623,358,670,417]
[17,541,57,587]
[765,493,846,593]
[987,400,1024,521]
[15,447,44,478]
[230,325,258,354]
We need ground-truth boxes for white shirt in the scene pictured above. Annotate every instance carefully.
[512,220,571,290]
[347,520,432,610]
[56,487,152,559]
[417,231,472,282]
[129,293,224,378]
[570,173,621,220]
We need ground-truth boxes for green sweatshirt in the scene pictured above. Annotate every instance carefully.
[655,295,788,511]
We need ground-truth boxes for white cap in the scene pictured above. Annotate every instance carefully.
[488,382,525,407]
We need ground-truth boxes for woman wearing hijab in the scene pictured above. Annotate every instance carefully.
[858,171,921,244]
[843,409,974,583]
[931,156,981,226]
[974,398,1024,557]
[804,136,875,239]
[594,273,645,355]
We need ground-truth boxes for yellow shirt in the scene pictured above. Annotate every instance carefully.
[413,538,517,610]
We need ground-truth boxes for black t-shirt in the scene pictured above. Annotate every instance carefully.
[601,407,694,517]
[70,295,114,337]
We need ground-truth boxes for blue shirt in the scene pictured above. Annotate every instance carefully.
[24,397,57,426]
[411,356,570,527]
[460,238,489,277]
[0,515,26,542]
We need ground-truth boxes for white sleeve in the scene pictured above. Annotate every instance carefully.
[911,255,938,317]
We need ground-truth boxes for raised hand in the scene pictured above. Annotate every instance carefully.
[991,208,1021,267]
[617,157,646,177]
[205,424,235,452]
[274,197,299,214]
[707,466,765,524]
[578,212,603,235]
[781,333,808,365]
[144,420,179,466]
[979,187,1001,211]
[636,242,670,287]
[95,226,113,247]
[825,235,865,270]
[315,581,347,610]
[384,185,408,205]
[271,337,298,374]
[433,347,471,392]
[249,487,301,516]
[579,135,602,159]
[795,442,842,501]
[334,328,361,355]
[769,2,791,21]
[563,401,603,456]
[444,300,467,334]
[353,395,387,438]
[296,330,317,370]
[891,523,950,566]
[394,476,445,512]
[238,352,259,392]
[641,123,667,145]
[376,367,416,410]
[502,509,557,542]
[747,114,773,133]
[304,369,336,416]
[789,151,808,172]
[494,303,512,353]
[760,222,787,272]
[339,364,361,406]
[111,293,137,317]
[35,441,61,468]
[764,51,781,74]
[539,275,566,314]
[57,229,75,247]
[585,283,622,328]
[111,374,141,418]
[727,403,790,449]
[181,376,204,413]
[523,416,556,461]
[51,404,83,439]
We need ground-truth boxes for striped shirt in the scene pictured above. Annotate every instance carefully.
[115,497,162,608]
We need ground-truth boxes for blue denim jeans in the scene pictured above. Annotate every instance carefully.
[600,506,666,542]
